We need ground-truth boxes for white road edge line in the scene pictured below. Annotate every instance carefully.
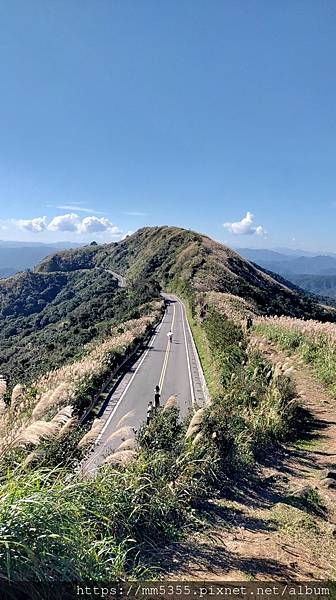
[179,298,196,409]
[94,313,165,446]
[181,298,211,405]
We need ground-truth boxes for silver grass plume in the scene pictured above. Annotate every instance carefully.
[185,407,206,439]
[0,376,7,416]
[162,395,177,412]
[116,438,137,451]
[10,384,25,410]
[105,426,135,445]
[105,449,136,465]
[115,410,136,429]
[77,420,103,449]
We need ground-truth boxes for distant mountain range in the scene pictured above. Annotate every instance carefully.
[0,241,82,278]
[237,248,336,298]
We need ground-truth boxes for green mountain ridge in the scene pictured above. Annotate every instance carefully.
[36,225,336,319]
[1,226,335,388]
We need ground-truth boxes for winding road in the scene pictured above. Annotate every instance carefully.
[83,295,208,473]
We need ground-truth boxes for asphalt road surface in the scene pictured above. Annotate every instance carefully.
[83,295,208,473]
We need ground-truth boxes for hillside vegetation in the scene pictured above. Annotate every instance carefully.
[0,226,335,583]
[1,226,334,392]
[37,226,336,320]
[255,316,336,397]
[0,302,300,582]
[0,267,159,388]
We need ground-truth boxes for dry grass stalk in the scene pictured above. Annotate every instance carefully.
[192,431,204,446]
[104,449,136,465]
[0,377,6,417]
[185,407,205,439]
[162,395,177,412]
[11,419,63,449]
[10,384,25,409]
[57,417,78,439]
[77,421,103,449]
[51,405,73,424]
[115,410,136,429]
[0,376,7,400]
[117,438,136,451]
[105,426,135,445]
[22,449,45,468]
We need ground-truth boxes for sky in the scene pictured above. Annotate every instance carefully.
[0,0,335,251]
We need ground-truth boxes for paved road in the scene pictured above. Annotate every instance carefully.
[83,295,208,473]
[105,269,126,288]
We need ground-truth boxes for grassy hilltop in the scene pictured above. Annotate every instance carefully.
[38,225,336,317]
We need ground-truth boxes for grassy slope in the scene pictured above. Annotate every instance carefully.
[33,226,336,322]
[2,226,334,582]
[0,305,304,582]
[100,227,336,320]
[255,317,336,398]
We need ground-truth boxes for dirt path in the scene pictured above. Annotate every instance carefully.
[160,337,336,581]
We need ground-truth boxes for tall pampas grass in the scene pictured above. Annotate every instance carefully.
[0,376,7,399]
[185,407,205,439]
[0,376,7,416]
[115,410,136,429]
[105,449,136,465]
[162,395,177,412]
[51,405,73,424]
[10,420,63,449]
[32,383,73,420]
[105,426,135,445]
[10,384,25,410]
[57,417,78,439]
[116,438,136,451]
[77,420,103,449]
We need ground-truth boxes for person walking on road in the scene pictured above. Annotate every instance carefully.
[147,401,154,425]
[167,330,173,344]
[154,385,161,409]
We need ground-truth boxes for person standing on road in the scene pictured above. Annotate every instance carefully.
[167,330,173,343]
[147,401,154,425]
[154,385,161,409]
[246,316,253,332]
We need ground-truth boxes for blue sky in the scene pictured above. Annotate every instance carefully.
[0,0,335,251]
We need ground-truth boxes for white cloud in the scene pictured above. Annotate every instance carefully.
[223,212,267,237]
[0,220,9,231]
[47,213,80,232]
[8,213,123,240]
[123,211,147,217]
[78,216,121,234]
[17,216,48,232]
[55,204,104,215]
[122,230,134,239]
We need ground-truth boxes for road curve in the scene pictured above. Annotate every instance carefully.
[83,295,208,473]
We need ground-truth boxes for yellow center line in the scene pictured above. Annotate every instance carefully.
[158,302,176,390]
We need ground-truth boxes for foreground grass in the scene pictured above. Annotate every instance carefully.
[0,307,303,582]
[254,317,336,398]
[0,408,203,581]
